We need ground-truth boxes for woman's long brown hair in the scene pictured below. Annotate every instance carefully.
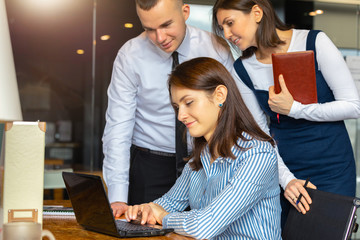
[168,57,275,170]
[212,0,292,59]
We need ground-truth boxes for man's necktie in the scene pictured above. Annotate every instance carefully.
[172,51,187,177]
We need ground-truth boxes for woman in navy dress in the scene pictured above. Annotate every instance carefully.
[212,0,360,227]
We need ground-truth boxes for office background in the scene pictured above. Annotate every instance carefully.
[3,0,360,235]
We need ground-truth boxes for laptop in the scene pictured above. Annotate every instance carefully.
[62,172,174,238]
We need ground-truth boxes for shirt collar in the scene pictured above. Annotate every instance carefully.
[201,144,234,167]
[175,25,191,58]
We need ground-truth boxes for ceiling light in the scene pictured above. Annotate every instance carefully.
[309,11,317,16]
[124,23,133,28]
[76,49,84,55]
[100,35,111,41]
[315,9,324,15]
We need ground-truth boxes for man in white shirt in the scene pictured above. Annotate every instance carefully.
[102,0,234,217]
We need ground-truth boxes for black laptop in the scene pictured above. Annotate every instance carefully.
[62,172,174,238]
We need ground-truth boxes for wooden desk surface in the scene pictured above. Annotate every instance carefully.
[43,200,193,240]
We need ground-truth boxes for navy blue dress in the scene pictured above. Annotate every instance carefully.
[234,30,356,227]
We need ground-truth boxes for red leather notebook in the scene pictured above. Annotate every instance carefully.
[272,50,317,104]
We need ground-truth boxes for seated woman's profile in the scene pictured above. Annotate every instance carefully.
[125,57,282,240]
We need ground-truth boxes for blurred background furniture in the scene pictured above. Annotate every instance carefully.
[44,159,73,200]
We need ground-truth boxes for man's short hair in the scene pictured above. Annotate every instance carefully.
[136,0,183,11]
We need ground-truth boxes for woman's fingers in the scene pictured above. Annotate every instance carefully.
[125,204,158,225]
[285,189,303,213]
[306,181,317,189]
[285,179,317,214]
[125,203,167,225]
[125,205,140,221]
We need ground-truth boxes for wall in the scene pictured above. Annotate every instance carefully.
[313,2,359,48]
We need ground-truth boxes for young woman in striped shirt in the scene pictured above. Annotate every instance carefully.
[125,57,282,239]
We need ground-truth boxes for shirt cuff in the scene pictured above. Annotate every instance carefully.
[288,100,301,119]
[107,184,129,204]
[280,174,296,190]
[162,213,171,228]
[161,211,190,237]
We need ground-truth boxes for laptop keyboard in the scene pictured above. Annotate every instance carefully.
[115,220,158,232]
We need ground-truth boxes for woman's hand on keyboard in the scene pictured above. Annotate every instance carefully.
[125,202,169,225]
[111,202,128,218]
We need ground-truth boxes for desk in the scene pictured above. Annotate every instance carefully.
[43,200,193,240]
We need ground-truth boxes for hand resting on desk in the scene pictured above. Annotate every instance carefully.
[285,179,316,214]
[125,202,169,225]
[111,201,129,218]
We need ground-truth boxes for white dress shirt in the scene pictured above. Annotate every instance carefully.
[233,29,360,188]
[102,25,234,203]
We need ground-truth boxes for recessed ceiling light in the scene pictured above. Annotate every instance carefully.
[76,49,85,55]
[309,9,324,16]
[100,35,111,41]
[124,23,133,28]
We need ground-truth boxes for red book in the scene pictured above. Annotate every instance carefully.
[272,50,318,104]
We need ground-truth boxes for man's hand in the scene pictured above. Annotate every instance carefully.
[111,201,128,218]
[284,179,316,214]
[125,202,169,225]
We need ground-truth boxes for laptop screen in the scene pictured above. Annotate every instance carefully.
[62,172,119,236]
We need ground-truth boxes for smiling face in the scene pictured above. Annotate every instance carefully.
[216,6,262,51]
[171,86,221,142]
[136,0,190,53]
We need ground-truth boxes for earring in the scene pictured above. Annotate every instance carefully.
[219,103,223,108]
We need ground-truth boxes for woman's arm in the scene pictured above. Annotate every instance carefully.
[288,32,360,121]
[125,163,192,224]
[232,70,269,131]
[233,71,315,212]
[152,163,192,212]
[161,147,279,239]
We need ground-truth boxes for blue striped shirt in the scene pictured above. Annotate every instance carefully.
[154,133,282,239]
